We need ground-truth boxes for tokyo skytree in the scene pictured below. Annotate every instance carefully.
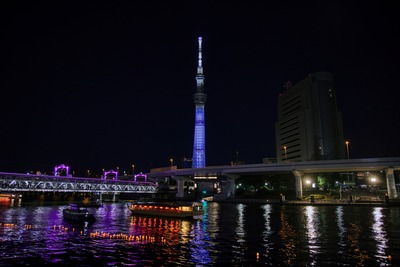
[192,36,207,168]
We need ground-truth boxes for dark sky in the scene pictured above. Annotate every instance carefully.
[1,1,399,176]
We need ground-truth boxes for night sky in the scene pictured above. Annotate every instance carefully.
[1,1,399,176]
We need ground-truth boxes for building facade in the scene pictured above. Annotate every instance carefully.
[275,72,346,162]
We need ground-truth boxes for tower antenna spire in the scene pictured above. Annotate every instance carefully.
[196,36,204,93]
[197,36,203,78]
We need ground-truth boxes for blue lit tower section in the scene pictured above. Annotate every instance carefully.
[192,36,207,168]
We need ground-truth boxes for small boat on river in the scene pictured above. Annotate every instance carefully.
[127,201,204,220]
[63,204,96,223]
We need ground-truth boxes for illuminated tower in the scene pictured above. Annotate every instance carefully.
[192,36,207,168]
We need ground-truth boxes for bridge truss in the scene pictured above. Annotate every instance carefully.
[0,172,158,194]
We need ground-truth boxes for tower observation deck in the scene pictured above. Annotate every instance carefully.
[192,36,207,168]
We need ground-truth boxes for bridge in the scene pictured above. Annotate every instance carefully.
[147,157,400,199]
[1,157,399,202]
[0,172,158,203]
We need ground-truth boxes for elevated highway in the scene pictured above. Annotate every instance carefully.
[147,157,400,199]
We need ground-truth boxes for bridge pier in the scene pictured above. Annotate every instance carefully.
[100,193,120,202]
[385,168,398,199]
[292,170,303,199]
[222,174,239,198]
[228,178,236,197]
[176,178,185,198]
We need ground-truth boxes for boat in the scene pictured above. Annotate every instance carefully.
[127,201,204,220]
[63,204,96,223]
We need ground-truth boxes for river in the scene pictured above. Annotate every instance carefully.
[0,201,399,266]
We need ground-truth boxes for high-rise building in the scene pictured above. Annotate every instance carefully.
[275,72,346,162]
[192,36,207,168]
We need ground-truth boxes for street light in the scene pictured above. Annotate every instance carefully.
[170,158,173,167]
[345,141,350,159]
[371,177,378,199]
[131,164,135,175]
[305,179,311,191]
[283,146,287,161]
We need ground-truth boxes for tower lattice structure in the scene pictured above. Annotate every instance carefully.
[192,36,207,168]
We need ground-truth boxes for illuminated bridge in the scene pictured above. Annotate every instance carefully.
[0,172,158,198]
[2,158,400,202]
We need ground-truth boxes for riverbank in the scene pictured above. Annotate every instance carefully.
[210,197,400,206]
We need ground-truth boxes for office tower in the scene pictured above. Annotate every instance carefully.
[192,36,207,168]
[275,72,346,162]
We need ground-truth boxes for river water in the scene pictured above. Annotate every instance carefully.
[0,201,399,266]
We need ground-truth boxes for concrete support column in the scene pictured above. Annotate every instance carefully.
[176,178,185,198]
[385,168,398,199]
[111,193,120,202]
[292,170,303,199]
[229,179,236,197]
[223,174,240,198]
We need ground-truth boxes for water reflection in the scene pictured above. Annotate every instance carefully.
[233,203,246,262]
[188,220,212,266]
[203,200,219,240]
[279,207,298,265]
[0,203,400,266]
[347,221,370,266]
[128,215,180,245]
[261,204,273,260]
[371,207,388,264]
[335,206,346,257]
[126,204,212,266]
[304,206,319,265]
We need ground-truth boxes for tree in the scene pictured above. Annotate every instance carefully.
[317,175,328,190]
